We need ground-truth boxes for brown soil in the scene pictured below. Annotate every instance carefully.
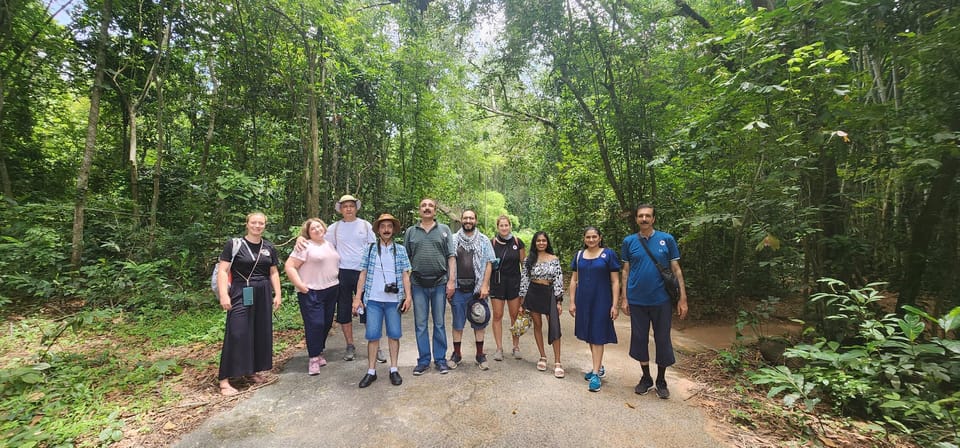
[674,342,918,448]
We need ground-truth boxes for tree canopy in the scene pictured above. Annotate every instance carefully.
[0,0,956,314]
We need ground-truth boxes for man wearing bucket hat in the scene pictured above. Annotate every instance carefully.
[448,209,495,370]
[299,194,377,362]
[352,213,412,388]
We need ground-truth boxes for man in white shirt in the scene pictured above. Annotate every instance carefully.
[326,195,379,362]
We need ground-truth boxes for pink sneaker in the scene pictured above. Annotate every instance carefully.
[308,357,321,376]
[316,355,327,367]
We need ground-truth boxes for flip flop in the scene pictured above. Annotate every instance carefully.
[554,363,565,378]
[536,357,547,371]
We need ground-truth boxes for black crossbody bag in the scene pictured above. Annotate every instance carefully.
[639,238,681,305]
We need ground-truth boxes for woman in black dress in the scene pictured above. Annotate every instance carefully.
[216,212,282,396]
[489,215,526,361]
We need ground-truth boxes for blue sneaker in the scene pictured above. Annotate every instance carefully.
[412,364,429,376]
[588,375,602,392]
[584,371,596,381]
[598,365,606,378]
[436,360,450,374]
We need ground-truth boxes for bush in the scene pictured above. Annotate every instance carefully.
[749,278,960,445]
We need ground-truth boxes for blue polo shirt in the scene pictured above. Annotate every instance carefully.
[621,231,680,306]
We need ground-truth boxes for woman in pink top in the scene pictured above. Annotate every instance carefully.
[286,218,341,375]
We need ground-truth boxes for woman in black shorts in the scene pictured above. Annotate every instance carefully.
[489,215,526,361]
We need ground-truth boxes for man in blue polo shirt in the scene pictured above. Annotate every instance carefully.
[620,204,688,399]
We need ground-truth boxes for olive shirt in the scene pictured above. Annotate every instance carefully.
[404,222,455,281]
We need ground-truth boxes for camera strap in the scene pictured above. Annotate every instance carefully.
[373,241,399,293]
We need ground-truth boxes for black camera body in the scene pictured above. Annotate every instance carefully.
[384,283,399,293]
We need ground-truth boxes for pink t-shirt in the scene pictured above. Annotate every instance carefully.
[290,240,341,290]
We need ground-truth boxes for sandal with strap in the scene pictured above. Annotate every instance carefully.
[554,363,565,379]
[536,357,547,371]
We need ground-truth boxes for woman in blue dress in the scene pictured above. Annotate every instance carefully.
[569,226,621,392]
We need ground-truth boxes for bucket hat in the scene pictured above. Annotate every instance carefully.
[335,194,361,213]
[467,297,491,327]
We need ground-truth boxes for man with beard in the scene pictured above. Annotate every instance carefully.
[404,198,457,375]
[448,209,494,370]
[620,204,688,399]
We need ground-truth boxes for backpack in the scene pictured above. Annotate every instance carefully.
[211,238,242,295]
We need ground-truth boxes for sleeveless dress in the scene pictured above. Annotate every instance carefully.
[571,248,621,345]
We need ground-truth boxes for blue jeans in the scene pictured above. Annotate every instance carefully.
[412,284,448,366]
[364,300,402,340]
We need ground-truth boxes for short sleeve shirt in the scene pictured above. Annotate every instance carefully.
[621,231,680,306]
[404,222,455,276]
[289,240,340,290]
[220,238,278,283]
[327,219,376,270]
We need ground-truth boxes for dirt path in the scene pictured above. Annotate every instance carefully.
[173,310,733,448]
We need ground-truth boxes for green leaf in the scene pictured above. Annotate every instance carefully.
[938,307,960,332]
[910,158,942,169]
[898,314,925,342]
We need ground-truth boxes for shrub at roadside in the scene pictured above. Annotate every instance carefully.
[749,278,959,446]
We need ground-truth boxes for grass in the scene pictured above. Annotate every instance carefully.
[0,295,303,447]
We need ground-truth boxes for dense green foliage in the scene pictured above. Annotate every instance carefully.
[749,280,960,446]
[0,304,303,447]
[1,0,958,444]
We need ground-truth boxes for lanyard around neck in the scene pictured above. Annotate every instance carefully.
[237,240,262,286]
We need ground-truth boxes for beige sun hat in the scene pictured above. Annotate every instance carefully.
[335,194,360,213]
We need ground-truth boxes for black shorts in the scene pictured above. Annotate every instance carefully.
[336,269,361,324]
[490,271,521,300]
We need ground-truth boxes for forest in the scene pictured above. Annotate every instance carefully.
[1,0,958,446]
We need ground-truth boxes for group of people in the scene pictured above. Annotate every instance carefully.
[214,197,688,398]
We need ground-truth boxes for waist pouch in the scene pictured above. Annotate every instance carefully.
[456,278,476,292]
[413,272,444,287]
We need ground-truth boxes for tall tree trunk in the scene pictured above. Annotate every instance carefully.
[307,42,320,219]
[124,7,171,230]
[128,102,140,229]
[0,80,11,199]
[199,55,218,177]
[149,76,165,250]
[72,0,111,268]
[898,152,960,309]
[557,64,627,211]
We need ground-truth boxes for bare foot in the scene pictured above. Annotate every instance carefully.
[250,373,269,384]
[219,382,239,396]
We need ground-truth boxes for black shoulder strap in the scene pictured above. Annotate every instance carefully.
[638,236,667,271]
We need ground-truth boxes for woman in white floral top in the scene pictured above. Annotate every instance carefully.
[519,231,566,378]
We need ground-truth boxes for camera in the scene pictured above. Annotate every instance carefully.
[384,283,399,294]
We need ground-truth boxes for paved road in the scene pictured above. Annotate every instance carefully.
[175,308,729,448]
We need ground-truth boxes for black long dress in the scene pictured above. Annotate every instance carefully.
[218,237,278,380]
